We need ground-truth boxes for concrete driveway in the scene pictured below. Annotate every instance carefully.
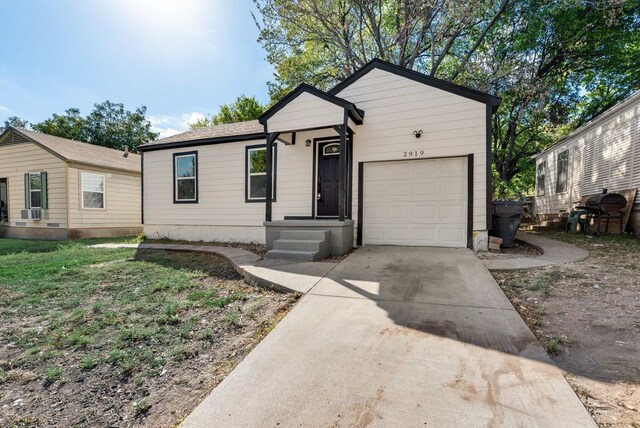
[182,246,595,427]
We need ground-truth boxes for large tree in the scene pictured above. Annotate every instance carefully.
[1,116,29,132]
[32,101,158,151]
[253,0,640,196]
[190,95,266,128]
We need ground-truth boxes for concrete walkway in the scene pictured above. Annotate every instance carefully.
[178,246,595,427]
[482,231,589,270]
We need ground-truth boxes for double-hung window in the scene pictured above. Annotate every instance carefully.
[82,172,105,209]
[246,145,276,202]
[29,172,42,208]
[555,150,569,193]
[24,171,48,210]
[536,161,546,197]
[174,152,198,203]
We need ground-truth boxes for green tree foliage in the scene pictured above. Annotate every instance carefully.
[31,108,85,141]
[190,95,266,128]
[253,0,640,197]
[32,101,158,151]
[1,116,29,132]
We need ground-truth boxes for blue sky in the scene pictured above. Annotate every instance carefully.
[0,0,273,137]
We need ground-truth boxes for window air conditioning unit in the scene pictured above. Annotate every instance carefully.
[30,209,42,221]
[21,209,42,220]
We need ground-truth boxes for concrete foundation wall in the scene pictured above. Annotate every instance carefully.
[144,224,264,244]
[0,226,68,240]
[265,220,354,256]
[68,227,143,240]
[472,230,489,252]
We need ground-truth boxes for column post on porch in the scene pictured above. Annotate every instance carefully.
[338,111,348,222]
[265,131,279,222]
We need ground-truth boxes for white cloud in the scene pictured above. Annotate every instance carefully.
[0,105,9,113]
[149,111,207,139]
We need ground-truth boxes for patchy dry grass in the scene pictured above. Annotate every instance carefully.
[0,241,297,427]
[493,231,640,427]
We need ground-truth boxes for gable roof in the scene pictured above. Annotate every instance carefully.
[258,84,365,126]
[329,59,501,111]
[0,127,141,173]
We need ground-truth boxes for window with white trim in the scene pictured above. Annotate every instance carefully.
[537,161,546,197]
[29,172,42,208]
[246,146,275,201]
[174,152,198,202]
[82,172,105,209]
[555,150,569,193]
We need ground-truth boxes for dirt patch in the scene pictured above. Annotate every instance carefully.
[144,238,267,257]
[0,248,297,427]
[491,232,640,427]
[476,238,543,260]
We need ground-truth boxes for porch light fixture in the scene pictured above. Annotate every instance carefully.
[305,139,312,147]
[413,130,423,138]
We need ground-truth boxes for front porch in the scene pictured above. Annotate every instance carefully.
[264,219,355,260]
[258,84,364,260]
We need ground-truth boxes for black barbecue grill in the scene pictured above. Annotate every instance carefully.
[576,191,628,235]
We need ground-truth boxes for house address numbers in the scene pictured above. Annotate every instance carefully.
[403,150,425,157]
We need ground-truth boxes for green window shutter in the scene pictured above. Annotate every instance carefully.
[41,172,48,209]
[24,173,30,209]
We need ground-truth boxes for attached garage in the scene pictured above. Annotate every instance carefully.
[141,59,500,257]
[362,157,470,248]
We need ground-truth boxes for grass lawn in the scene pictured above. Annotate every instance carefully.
[0,240,298,427]
[0,236,139,256]
[492,231,640,427]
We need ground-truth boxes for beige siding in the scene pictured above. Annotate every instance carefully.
[0,141,68,228]
[143,140,268,242]
[336,67,488,232]
[144,68,491,243]
[67,164,141,229]
[267,92,344,133]
[536,100,640,215]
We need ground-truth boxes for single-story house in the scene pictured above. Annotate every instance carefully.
[140,59,501,259]
[0,127,142,240]
[533,91,640,225]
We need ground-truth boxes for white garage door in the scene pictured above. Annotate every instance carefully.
[363,157,467,247]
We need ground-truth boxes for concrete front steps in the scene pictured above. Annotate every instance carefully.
[265,230,331,261]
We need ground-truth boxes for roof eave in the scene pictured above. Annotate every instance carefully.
[139,132,266,152]
[329,59,501,109]
[258,84,363,126]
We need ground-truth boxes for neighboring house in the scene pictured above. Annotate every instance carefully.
[140,59,501,258]
[533,91,640,221]
[0,127,142,240]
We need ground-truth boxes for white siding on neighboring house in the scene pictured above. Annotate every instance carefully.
[144,140,268,242]
[535,95,640,216]
[267,92,344,133]
[336,67,488,232]
[0,140,68,228]
[67,164,141,230]
[534,141,578,215]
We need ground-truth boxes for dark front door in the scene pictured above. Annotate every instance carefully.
[317,142,341,217]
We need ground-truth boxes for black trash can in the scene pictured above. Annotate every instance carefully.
[492,201,523,248]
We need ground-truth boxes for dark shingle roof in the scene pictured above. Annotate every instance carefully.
[141,120,264,149]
